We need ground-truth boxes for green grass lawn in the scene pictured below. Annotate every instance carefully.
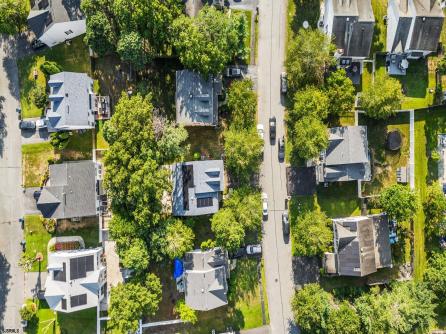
[22,143,57,187]
[361,62,373,92]
[25,299,96,334]
[95,120,109,150]
[370,0,387,54]
[24,215,99,272]
[288,0,320,41]
[61,130,93,161]
[359,112,410,195]
[186,127,224,160]
[18,36,91,119]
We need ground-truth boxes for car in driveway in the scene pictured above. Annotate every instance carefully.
[282,210,290,236]
[269,116,276,140]
[246,244,262,255]
[31,39,45,50]
[262,192,268,217]
[225,67,242,77]
[280,72,288,94]
[19,120,36,130]
[278,136,285,161]
[36,119,48,129]
[257,124,264,139]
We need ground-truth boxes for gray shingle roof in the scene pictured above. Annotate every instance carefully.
[37,161,98,219]
[46,72,95,132]
[317,126,371,182]
[171,160,224,216]
[175,70,221,126]
[325,214,392,277]
[183,248,229,311]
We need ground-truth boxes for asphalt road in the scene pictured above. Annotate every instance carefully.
[0,34,25,333]
[257,1,297,333]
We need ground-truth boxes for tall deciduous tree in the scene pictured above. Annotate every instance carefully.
[174,299,198,324]
[292,283,332,334]
[82,12,116,56]
[379,184,419,227]
[0,0,28,34]
[291,116,328,160]
[157,124,189,164]
[164,219,195,259]
[224,128,263,184]
[211,208,245,250]
[327,301,361,334]
[171,7,247,77]
[293,210,332,256]
[120,238,149,272]
[117,31,148,69]
[285,29,334,92]
[289,86,329,122]
[423,182,446,237]
[424,252,446,299]
[225,187,262,231]
[326,69,356,115]
[227,79,257,130]
[361,73,403,119]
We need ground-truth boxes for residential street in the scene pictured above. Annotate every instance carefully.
[257,1,296,334]
[0,34,25,333]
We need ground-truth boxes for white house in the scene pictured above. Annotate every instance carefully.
[387,0,444,58]
[27,0,86,47]
[44,247,106,313]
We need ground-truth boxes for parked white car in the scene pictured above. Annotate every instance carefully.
[246,244,262,255]
[262,192,268,217]
[257,124,264,139]
[36,118,48,129]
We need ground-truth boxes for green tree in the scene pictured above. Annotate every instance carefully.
[30,85,48,110]
[82,11,116,56]
[289,86,329,122]
[144,273,163,312]
[200,239,216,250]
[424,252,446,298]
[109,281,161,333]
[225,187,262,231]
[379,184,419,227]
[224,128,263,184]
[227,79,257,130]
[293,210,332,256]
[40,61,63,76]
[286,29,334,91]
[19,301,37,321]
[174,299,198,324]
[327,301,360,334]
[326,69,355,115]
[117,31,148,69]
[211,208,245,250]
[49,131,72,150]
[423,182,446,237]
[361,73,403,119]
[120,238,149,272]
[171,7,246,77]
[0,0,28,34]
[164,219,195,259]
[157,124,189,164]
[291,116,328,160]
[292,283,332,334]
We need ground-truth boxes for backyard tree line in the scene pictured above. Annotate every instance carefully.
[0,0,28,34]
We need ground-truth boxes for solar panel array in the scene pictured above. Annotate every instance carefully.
[70,255,94,280]
[70,294,87,308]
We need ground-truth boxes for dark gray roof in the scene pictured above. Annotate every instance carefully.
[183,248,229,311]
[331,0,375,57]
[326,214,392,277]
[317,126,371,183]
[171,160,224,216]
[46,72,95,132]
[27,0,84,38]
[175,70,221,126]
[37,161,98,219]
[409,16,444,51]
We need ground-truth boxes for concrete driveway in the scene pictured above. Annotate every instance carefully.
[0,34,25,332]
[257,0,297,333]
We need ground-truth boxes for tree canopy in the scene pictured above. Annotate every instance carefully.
[164,219,195,259]
[361,73,403,119]
[379,184,419,227]
[227,79,257,130]
[423,182,446,237]
[171,6,248,77]
[424,252,446,299]
[174,299,198,324]
[225,187,262,231]
[293,210,332,256]
[285,29,334,92]
[120,238,149,273]
[291,116,329,161]
[326,69,356,115]
[289,86,329,122]
[211,208,245,250]
[0,0,28,34]
[327,301,361,334]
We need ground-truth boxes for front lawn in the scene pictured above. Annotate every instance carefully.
[18,36,91,119]
[96,120,109,150]
[25,299,96,334]
[22,143,57,188]
[359,112,410,196]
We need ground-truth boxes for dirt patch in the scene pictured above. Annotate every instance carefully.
[57,216,98,232]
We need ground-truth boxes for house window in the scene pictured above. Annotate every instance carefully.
[53,262,66,282]
[197,197,213,208]
[70,294,87,307]
[61,298,67,310]
[64,29,74,35]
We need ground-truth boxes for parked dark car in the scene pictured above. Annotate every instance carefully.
[31,39,45,50]
[282,210,290,236]
[225,67,242,77]
[269,116,276,140]
[19,120,36,130]
[278,136,285,161]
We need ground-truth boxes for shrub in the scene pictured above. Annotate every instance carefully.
[174,299,197,324]
[19,301,37,321]
[18,253,34,272]
[193,152,201,160]
[42,218,56,233]
[30,85,48,110]
[50,131,72,150]
[200,239,216,250]
[431,150,441,162]
[39,167,49,187]
[40,61,63,76]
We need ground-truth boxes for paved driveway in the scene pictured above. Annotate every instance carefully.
[0,34,25,333]
[257,1,297,333]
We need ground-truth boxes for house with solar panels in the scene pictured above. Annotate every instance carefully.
[171,160,224,216]
[27,0,86,47]
[175,70,222,127]
[44,244,106,313]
